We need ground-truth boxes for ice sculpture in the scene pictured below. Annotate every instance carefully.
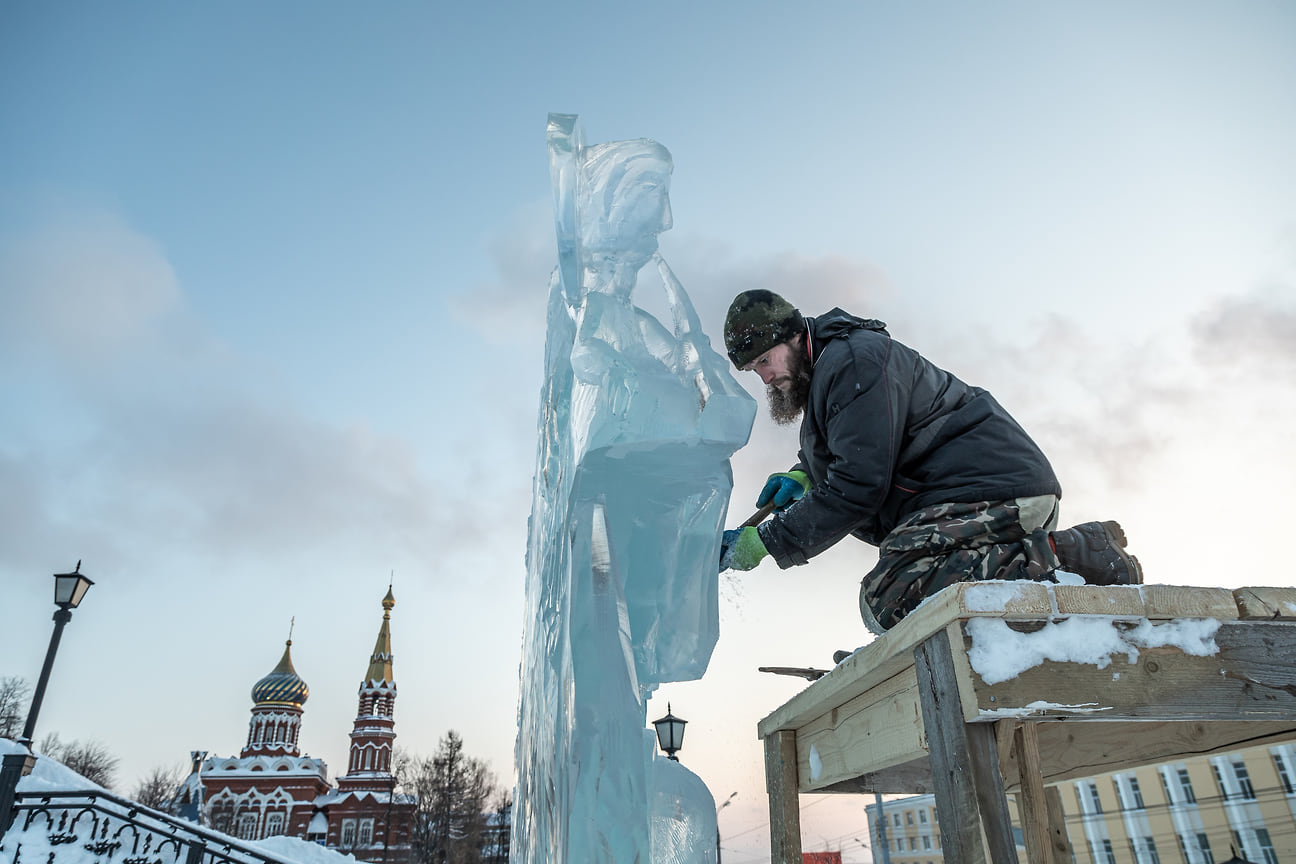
[512,115,756,863]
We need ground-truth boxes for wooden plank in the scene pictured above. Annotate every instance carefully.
[764,730,802,864]
[1234,587,1296,619]
[1025,720,1296,786]
[758,581,1053,738]
[793,666,927,792]
[1051,584,1146,617]
[1140,584,1238,620]
[968,722,1019,864]
[1044,786,1071,863]
[966,621,1296,722]
[915,625,988,864]
[1012,723,1053,864]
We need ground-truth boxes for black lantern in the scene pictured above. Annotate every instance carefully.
[54,562,94,609]
[652,703,687,761]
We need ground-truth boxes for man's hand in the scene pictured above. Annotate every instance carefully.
[719,526,769,572]
[757,470,811,511]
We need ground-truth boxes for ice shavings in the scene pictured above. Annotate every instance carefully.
[967,616,1222,685]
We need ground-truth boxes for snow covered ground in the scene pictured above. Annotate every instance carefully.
[1,738,356,864]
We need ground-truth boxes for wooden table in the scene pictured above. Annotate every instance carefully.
[756,582,1296,864]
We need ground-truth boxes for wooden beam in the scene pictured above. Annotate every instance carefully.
[914,625,990,864]
[764,729,802,864]
[1012,722,1053,864]
[968,722,1019,864]
[1044,786,1072,863]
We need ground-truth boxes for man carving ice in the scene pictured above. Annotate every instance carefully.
[717,289,1142,634]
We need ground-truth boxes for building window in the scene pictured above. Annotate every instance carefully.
[1255,829,1277,864]
[1212,764,1228,799]
[1274,752,1295,794]
[1087,782,1103,815]
[1101,839,1116,864]
[1232,762,1256,800]
[358,819,374,846]
[896,838,904,854]
[1178,768,1197,804]
[341,819,357,847]
[922,836,932,850]
[1196,833,1213,864]
[1143,837,1160,864]
[1129,777,1145,810]
[894,813,902,827]
[265,813,284,836]
[238,814,257,840]
[906,811,914,826]
[909,837,917,851]
[919,809,928,824]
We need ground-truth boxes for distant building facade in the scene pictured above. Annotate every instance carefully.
[175,589,415,864]
[865,742,1296,864]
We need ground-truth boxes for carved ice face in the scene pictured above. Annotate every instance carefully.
[578,140,674,265]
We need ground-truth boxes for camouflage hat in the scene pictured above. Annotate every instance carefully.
[723,290,805,368]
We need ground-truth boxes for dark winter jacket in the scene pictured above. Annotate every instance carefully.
[757,309,1061,567]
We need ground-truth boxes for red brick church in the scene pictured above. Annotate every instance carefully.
[176,588,415,863]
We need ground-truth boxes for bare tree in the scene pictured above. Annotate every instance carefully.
[133,763,185,811]
[38,732,120,790]
[0,676,30,739]
[405,731,498,864]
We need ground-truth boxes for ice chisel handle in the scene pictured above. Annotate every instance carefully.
[742,501,777,528]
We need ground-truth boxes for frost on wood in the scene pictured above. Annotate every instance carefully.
[512,114,755,863]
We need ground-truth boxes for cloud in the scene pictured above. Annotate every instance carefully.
[0,209,183,368]
[1190,285,1296,382]
[0,207,465,586]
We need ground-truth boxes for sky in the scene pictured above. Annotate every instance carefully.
[1,2,1295,862]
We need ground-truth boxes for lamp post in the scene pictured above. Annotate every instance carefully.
[716,791,737,864]
[0,563,94,834]
[651,703,687,761]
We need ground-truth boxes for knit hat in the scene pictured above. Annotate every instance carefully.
[723,290,805,368]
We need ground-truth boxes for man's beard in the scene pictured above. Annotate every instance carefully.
[766,348,812,426]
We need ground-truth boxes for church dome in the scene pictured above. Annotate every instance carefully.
[252,639,309,707]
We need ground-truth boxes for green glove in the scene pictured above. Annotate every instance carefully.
[757,470,811,510]
[719,526,769,572]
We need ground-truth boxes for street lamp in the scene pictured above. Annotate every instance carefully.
[0,562,94,833]
[651,703,687,761]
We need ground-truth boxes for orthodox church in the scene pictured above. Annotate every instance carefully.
[176,588,415,864]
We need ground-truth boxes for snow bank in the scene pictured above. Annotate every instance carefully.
[254,836,357,864]
[967,616,1221,685]
[2,737,107,793]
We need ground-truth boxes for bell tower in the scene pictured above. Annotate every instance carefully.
[337,587,399,792]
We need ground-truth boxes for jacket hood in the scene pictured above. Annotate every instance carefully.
[806,308,888,360]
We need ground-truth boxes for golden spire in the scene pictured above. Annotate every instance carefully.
[365,587,396,683]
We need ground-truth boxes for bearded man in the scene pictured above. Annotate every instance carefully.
[718,289,1142,634]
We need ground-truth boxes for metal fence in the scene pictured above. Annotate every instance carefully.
[2,790,294,864]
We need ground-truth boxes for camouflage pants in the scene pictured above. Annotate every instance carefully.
[859,494,1062,633]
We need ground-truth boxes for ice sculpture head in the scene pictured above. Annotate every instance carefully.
[723,289,806,368]
[579,139,673,268]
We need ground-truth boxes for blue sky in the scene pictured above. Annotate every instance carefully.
[3,3,1295,862]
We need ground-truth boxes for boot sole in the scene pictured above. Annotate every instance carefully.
[1100,521,1143,585]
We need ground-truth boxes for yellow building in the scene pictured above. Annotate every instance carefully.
[865,741,1296,864]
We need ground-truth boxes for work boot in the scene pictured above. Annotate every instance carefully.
[1051,521,1143,586]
